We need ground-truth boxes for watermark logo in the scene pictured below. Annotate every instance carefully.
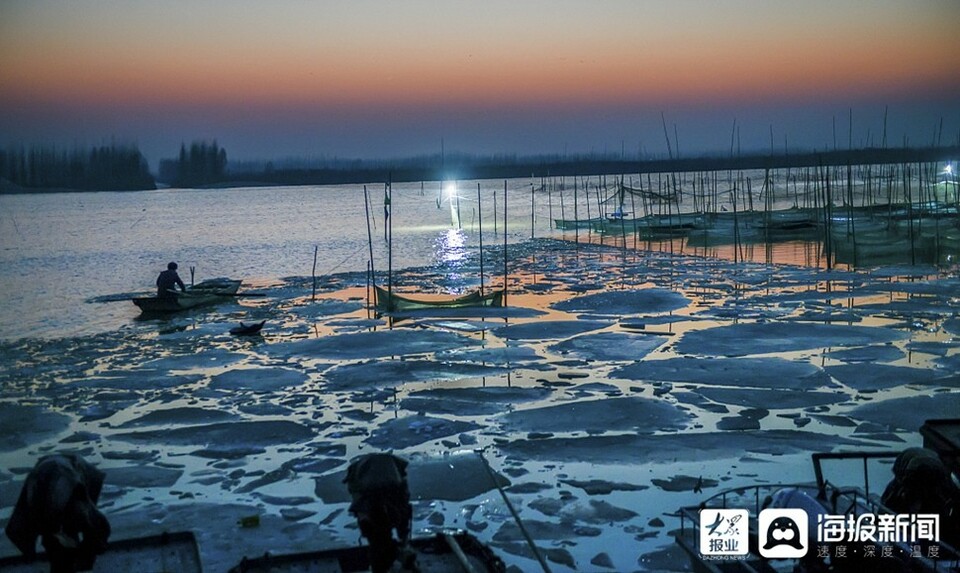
[759,508,808,558]
[700,508,748,557]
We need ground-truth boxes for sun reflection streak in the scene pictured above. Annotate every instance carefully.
[435,228,467,266]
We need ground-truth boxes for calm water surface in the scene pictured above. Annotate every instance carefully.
[3,171,949,341]
[0,181,545,340]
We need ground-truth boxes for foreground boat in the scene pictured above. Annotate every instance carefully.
[132,278,242,314]
[675,423,960,573]
[374,285,504,313]
[228,530,505,573]
[0,531,202,573]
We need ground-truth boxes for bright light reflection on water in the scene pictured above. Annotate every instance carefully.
[436,228,467,265]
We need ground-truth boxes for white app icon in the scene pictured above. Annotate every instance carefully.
[758,508,808,558]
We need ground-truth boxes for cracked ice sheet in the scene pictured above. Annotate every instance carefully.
[674,322,908,357]
[825,345,906,363]
[436,345,546,366]
[75,372,204,391]
[693,387,849,410]
[208,367,309,392]
[493,319,611,341]
[117,406,238,427]
[364,415,480,449]
[824,363,958,392]
[313,452,510,503]
[0,403,70,451]
[322,359,506,392]
[550,289,690,316]
[498,397,691,434]
[610,357,832,389]
[499,430,871,464]
[548,331,667,362]
[266,329,479,360]
[112,420,315,447]
[139,350,247,371]
[402,386,553,416]
[849,393,960,432]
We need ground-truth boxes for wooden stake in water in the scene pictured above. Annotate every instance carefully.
[311,245,318,301]
[478,183,484,296]
[503,180,508,308]
[310,245,320,300]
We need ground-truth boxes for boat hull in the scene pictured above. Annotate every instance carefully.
[374,285,505,313]
[0,531,202,573]
[132,279,242,314]
[228,531,505,573]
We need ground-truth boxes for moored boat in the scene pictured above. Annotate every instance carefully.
[374,285,504,313]
[132,278,242,314]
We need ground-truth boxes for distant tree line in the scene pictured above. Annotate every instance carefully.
[0,144,155,192]
[158,141,227,187]
[218,145,960,187]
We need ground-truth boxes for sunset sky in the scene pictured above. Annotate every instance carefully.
[1,0,958,167]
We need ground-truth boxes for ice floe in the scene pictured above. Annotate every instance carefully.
[498,397,691,434]
[610,357,832,389]
[266,329,478,359]
[674,322,908,357]
[548,331,667,361]
[550,288,690,316]
[208,367,309,392]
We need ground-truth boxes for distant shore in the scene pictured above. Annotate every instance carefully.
[2,145,956,194]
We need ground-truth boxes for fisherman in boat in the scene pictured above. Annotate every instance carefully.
[156,261,186,298]
[5,453,111,573]
[343,453,415,573]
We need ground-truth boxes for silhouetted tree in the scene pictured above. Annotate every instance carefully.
[168,140,228,187]
[0,143,154,192]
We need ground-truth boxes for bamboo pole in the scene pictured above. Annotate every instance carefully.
[503,180,508,307]
[478,183,484,296]
[311,245,318,301]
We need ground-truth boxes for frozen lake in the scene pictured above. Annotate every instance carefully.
[1,180,959,571]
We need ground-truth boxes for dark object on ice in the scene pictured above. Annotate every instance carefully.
[0,531,201,573]
[230,320,266,336]
[343,453,413,573]
[227,530,506,573]
[4,453,111,573]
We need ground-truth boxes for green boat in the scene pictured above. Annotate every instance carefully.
[374,285,504,313]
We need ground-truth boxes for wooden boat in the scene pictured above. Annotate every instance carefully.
[591,213,707,236]
[675,443,960,572]
[228,530,505,573]
[0,531,202,573]
[374,285,504,313]
[553,216,605,231]
[132,278,242,314]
